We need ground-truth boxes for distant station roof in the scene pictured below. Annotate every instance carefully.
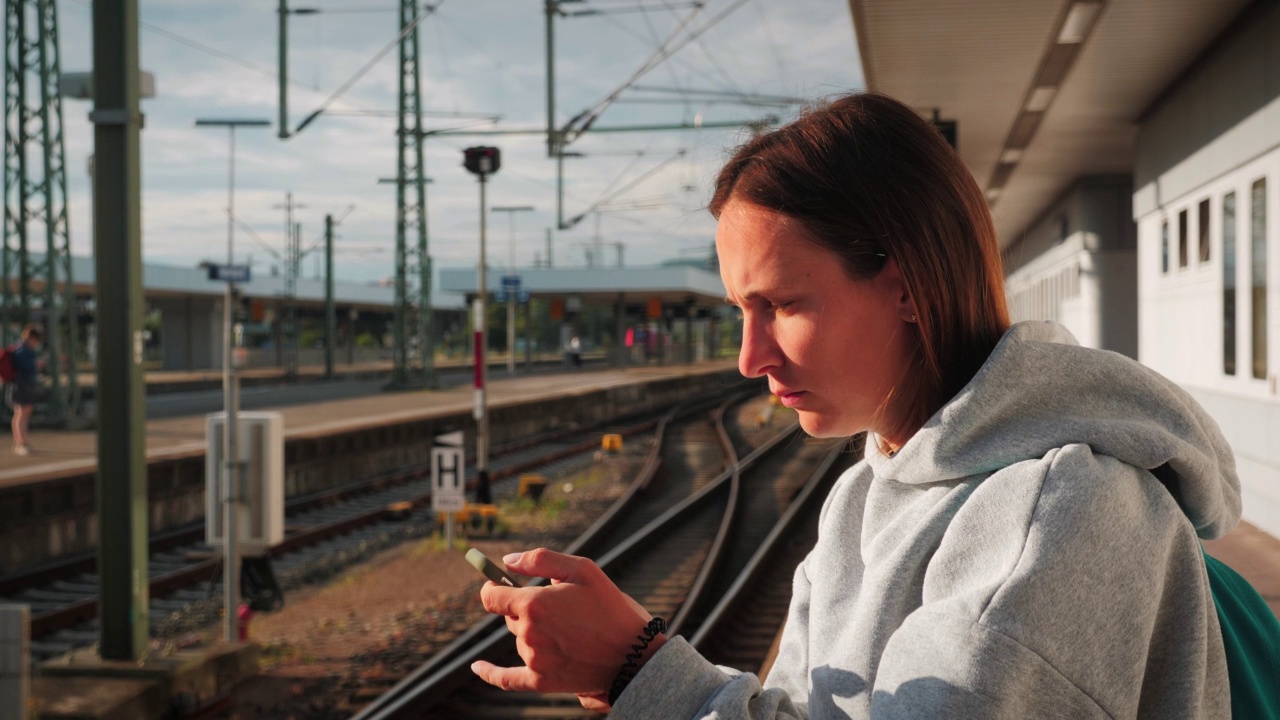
[17,254,461,311]
[438,265,727,306]
[849,0,1250,244]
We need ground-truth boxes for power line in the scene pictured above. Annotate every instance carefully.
[565,3,705,140]
[231,217,284,262]
[566,150,686,226]
[65,0,377,114]
[293,0,447,135]
[752,0,789,87]
[566,0,752,143]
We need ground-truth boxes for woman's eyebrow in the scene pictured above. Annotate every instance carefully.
[724,290,768,305]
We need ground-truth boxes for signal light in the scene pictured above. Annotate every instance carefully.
[463,146,501,176]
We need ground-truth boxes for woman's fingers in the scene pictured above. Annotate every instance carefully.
[577,692,611,713]
[471,661,555,693]
[479,581,525,616]
[503,548,599,584]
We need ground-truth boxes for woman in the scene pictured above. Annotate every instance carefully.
[474,93,1238,718]
[7,324,43,456]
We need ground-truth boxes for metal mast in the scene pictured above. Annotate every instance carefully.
[3,0,80,421]
[392,0,434,387]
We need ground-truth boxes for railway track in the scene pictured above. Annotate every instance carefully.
[690,435,862,678]
[0,400,714,662]
[335,392,760,718]
[349,397,843,720]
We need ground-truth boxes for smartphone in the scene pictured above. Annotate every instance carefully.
[466,548,520,588]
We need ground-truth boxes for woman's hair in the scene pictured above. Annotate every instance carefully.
[21,324,42,341]
[710,92,1010,441]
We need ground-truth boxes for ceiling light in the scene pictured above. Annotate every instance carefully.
[1025,86,1057,112]
[1057,1,1102,44]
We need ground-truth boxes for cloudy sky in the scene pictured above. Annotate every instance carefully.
[57,0,863,286]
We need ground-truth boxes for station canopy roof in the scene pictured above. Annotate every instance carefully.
[438,264,727,307]
[14,254,418,312]
[848,0,1251,246]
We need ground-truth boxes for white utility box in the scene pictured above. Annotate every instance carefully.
[206,412,285,555]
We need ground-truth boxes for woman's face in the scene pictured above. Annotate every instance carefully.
[717,199,915,439]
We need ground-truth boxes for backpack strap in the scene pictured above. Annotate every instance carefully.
[1202,548,1280,719]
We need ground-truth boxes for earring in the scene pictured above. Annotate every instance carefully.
[909,314,917,322]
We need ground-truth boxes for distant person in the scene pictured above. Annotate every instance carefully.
[471,93,1267,718]
[5,325,43,456]
[569,336,581,368]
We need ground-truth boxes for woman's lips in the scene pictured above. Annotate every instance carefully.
[777,391,805,408]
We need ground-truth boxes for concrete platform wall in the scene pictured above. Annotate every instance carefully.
[0,369,744,576]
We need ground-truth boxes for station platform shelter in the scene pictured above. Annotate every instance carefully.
[850,0,1280,541]
[438,263,731,367]
[5,253,462,373]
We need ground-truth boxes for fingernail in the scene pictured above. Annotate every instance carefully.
[470,661,482,675]
[503,552,522,565]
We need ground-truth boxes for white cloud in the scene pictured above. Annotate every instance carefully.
[52,0,861,284]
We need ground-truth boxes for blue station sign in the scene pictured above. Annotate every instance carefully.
[208,264,251,283]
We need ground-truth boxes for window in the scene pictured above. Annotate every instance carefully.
[1224,192,1236,376]
[1251,178,1267,380]
[1162,222,1169,274]
[1179,209,1189,268]
[1199,198,1211,263]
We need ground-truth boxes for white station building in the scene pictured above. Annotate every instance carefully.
[851,0,1280,537]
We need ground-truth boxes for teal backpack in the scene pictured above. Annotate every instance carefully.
[1202,550,1280,719]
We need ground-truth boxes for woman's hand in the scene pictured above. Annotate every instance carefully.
[471,548,665,705]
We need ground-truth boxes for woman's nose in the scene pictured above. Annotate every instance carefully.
[738,316,781,378]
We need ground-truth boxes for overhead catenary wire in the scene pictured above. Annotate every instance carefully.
[564,0,752,143]
[563,2,705,141]
[597,10,722,93]
[567,150,687,227]
[231,217,285,262]
[584,141,659,210]
[64,0,373,115]
[752,0,789,88]
[300,205,358,257]
[636,1,695,130]
[292,0,446,135]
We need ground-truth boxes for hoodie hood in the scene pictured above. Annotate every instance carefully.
[866,321,1241,539]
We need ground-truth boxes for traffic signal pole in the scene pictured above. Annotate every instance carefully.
[475,173,488,478]
[464,146,500,486]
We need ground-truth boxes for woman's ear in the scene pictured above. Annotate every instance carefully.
[877,257,918,323]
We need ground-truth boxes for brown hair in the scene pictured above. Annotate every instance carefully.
[21,324,42,342]
[710,92,1010,442]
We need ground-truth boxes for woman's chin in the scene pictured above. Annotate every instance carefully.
[796,411,855,439]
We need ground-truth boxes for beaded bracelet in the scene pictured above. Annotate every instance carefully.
[607,617,668,707]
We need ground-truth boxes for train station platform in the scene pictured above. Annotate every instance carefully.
[0,359,736,486]
[0,360,748,579]
[1,357,1275,621]
[66,351,602,397]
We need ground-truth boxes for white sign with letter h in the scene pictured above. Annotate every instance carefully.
[432,431,466,513]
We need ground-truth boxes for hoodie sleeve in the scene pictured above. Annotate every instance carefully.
[607,637,809,720]
[607,559,816,720]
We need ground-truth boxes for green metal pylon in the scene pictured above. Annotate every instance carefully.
[392,0,434,388]
[2,0,80,422]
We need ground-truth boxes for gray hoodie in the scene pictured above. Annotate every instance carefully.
[612,321,1239,719]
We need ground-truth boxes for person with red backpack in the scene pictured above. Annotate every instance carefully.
[4,325,43,456]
